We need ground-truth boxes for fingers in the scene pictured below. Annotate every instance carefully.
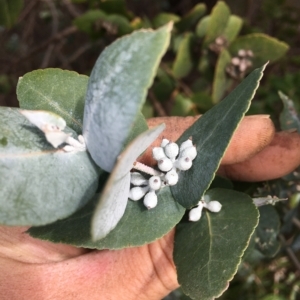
[218,131,300,181]
[140,115,275,167]
[0,225,88,264]
[0,230,178,300]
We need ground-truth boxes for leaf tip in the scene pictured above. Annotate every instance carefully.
[165,21,174,33]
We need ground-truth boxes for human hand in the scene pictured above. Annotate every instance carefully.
[1,115,299,300]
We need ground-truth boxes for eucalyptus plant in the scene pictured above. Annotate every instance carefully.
[0,23,283,300]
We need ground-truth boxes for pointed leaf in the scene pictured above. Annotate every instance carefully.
[29,187,185,249]
[83,24,172,172]
[152,13,180,28]
[92,172,131,241]
[172,33,194,79]
[229,33,289,67]
[17,69,89,134]
[176,3,206,32]
[174,189,259,300]
[223,15,243,44]
[204,1,231,46]
[0,107,100,226]
[171,64,266,208]
[279,91,300,132]
[212,49,233,103]
[195,15,210,38]
[91,124,165,240]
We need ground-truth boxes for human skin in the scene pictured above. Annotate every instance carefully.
[0,115,300,300]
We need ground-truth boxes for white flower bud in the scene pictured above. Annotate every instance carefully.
[143,191,158,209]
[129,186,149,201]
[189,202,204,222]
[180,145,197,160]
[238,49,246,57]
[164,169,179,186]
[158,157,173,172]
[175,156,192,171]
[204,201,222,213]
[160,138,170,148]
[148,176,162,190]
[231,57,240,66]
[130,172,148,186]
[164,142,179,159]
[239,59,248,72]
[63,145,75,152]
[246,49,253,57]
[179,138,193,152]
[152,147,166,160]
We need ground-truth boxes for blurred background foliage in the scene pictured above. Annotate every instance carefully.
[0,0,300,299]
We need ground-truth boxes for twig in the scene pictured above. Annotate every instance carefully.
[148,90,167,117]
[15,26,78,64]
[40,0,59,68]
[66,43,93,64]
[62,0,81,17]
[279,234,300,272]
[133,162,162,176]
[161,63,194,98]
[18,0,39,23]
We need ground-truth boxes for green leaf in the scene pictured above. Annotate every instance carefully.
[98,0,129,17]
[176,3,206,32]
[174,189,259,300]
[73,9,106,36]
[195,15,210,38]
[83,24,171,172]
[212,49,233,103]
[255,205,281,257]
[0,107,100,226]
[17,69,89,134]
[153,13,180,28]
[171,93,194,116]
[0,0,23,28]
[171,64,266,208]
[172,33,194,79]
[91,124,165,240]
[279,91,300,132]
[29,187,185,249]
[204,1,231,46]
[229,33,289,67]
[74,9,132,38]
[223,15,243,44]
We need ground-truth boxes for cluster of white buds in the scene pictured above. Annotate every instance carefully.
[153,137,197,186]
[129,138,197,210]
[226,49,254,79]
[189,196,222,222]
[128,172,162,209]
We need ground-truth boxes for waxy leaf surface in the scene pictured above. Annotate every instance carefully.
[0,107,100,226]
[174,189,259,300]
[17,69,89,134]
[83,24,171,172]
[171,64,266,208]
[91,124,165,240]
[29,187,185,249]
